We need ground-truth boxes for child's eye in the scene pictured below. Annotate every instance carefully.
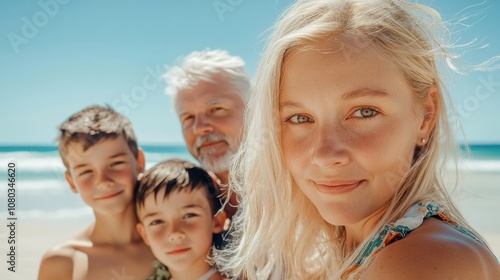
[183,213,198,219]
[285,114,312,124]
[111,161,125,167]
[79,170,92,176]
[149,219,163,226]
[352,107,379,118]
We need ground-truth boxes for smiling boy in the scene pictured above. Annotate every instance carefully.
[135,159,227,280]
[38,105,156,280]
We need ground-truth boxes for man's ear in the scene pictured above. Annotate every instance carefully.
[64,172,78,193]
[136,223,150,246]
[212,210,227,234]
[417,84,439,145]
[136,148,145,174]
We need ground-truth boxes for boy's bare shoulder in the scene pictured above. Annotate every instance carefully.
[39,225,157,280]
[38,228,91,280]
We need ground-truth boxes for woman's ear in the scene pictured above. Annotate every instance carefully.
[417,85,439,145]
[212,210,228,234]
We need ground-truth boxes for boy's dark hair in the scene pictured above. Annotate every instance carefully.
[135,159,222,216]
[57,105,139,169]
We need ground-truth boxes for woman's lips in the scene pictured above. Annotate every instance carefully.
[312,180,364,194]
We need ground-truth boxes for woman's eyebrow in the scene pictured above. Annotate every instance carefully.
[279,101,304,110]
[342,88,389,100]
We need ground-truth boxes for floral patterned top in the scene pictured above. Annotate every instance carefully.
[146,261,219,280]
[146,261,170,280]
[344,201,483,279]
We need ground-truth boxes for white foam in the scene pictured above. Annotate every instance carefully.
[457,159,500,172]
[0,154,171,174]
[0,207,93,220]
[0,156,65,173]
[14,179,69,191]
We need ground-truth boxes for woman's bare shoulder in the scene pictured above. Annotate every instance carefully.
[362,218,500,280]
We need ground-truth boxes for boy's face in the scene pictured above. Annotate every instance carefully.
[64,136,144,215]
[136,187,225,274]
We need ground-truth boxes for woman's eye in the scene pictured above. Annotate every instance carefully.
[352,107,378,118]
[287,114,311,124]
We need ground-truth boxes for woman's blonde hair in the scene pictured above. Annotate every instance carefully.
[214,0,490,279]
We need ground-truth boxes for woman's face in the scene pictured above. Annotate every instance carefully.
[279,39,433,229]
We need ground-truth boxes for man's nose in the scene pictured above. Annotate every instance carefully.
[192,115,214,136]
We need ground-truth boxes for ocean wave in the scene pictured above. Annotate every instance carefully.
[456,159,500,172]
[1,151,498,175]
[0,152,193,173]
[0,207,93,220]
[0,156,65,173]
[14,179,69,191]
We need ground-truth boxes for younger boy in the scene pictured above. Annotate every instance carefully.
[135,159,227,280]
[38,105,156,279]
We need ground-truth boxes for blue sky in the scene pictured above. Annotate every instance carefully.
[0,0,499,145]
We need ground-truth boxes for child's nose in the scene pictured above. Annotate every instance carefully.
[168,231,186,244]
[96,172,114,190]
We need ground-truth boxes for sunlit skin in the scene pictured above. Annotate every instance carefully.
[279,39,435,248]
[174,75,244,184]
[137,188,226,280]
[65,136,144,215]
[38,136,156,280]
[278,39,500,279]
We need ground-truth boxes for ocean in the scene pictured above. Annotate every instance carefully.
[0,144,499,222]
[0,145,195,222]
[1,143,500,280]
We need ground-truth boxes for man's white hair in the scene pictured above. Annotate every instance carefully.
[163,49,250,101]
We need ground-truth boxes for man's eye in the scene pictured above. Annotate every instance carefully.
[111,161,125,167]
[286,114,311,124]
[352,107,379,118]
[181,116,194,126]
[211,107,226,115]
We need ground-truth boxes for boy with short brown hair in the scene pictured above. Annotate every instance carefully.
[135,159,228,280]
[38,105,156,280]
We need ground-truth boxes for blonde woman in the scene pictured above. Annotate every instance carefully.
[214,0,500,279]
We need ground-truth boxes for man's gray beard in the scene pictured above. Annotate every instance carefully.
[198,149,233,174]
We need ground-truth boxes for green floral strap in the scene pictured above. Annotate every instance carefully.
[146,260,171,280]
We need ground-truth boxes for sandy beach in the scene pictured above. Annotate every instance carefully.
[1,170,499,280]
[0,220,91,280]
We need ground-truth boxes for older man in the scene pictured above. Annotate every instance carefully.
[163,49,250,219]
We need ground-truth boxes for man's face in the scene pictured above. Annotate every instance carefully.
[175,76,244,174]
